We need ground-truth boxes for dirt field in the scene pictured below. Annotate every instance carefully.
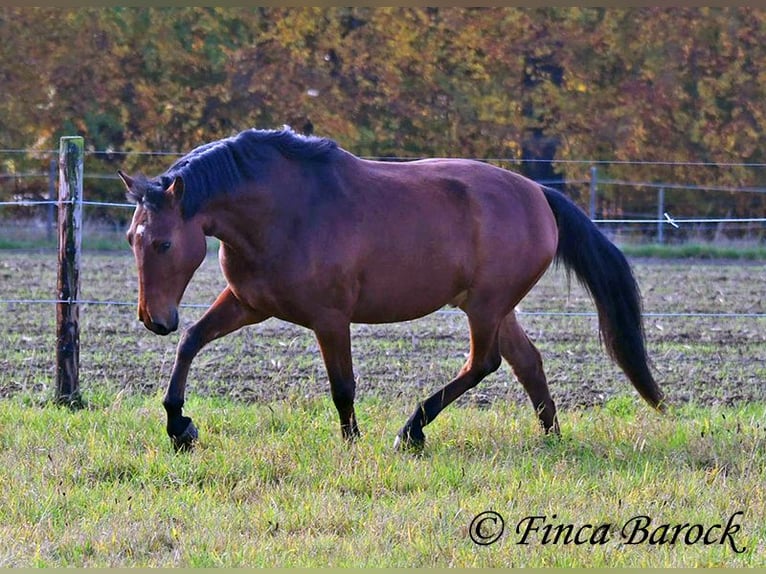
[0,250,763,411]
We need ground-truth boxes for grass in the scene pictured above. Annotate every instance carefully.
[0,392,764,567]
[621,242,766,261]
[0,249,763,566]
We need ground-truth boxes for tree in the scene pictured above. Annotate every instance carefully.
[0,7,763,223]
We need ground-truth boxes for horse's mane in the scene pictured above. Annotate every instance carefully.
[127,127,339,218]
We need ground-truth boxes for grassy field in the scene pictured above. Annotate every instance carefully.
[0,394,764,567]
[0,249,764,566]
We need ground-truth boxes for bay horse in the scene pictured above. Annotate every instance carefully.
[118,127,664,451]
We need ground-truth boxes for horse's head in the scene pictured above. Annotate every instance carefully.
[119,171,208,335]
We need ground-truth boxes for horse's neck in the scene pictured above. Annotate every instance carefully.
[201,182,308,255]
[199,193,266,249]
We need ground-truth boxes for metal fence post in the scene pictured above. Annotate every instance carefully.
[55,136,84,407]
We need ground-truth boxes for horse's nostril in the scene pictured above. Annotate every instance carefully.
[145,320,173,336]
[143,309,179,336]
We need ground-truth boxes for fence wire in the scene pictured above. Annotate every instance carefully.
[1,153,764,320]
[1,294,764,321]
[3,195,763,227]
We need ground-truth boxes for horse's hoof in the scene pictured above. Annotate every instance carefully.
[393,429,426,452]
[171,420,198,452]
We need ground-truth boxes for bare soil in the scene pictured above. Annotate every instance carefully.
[0,251,763,411]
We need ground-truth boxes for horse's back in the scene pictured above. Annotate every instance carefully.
[338,156,558,322]
[353,156,557,264]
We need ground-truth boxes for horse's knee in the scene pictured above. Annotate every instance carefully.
[176,329,201,363]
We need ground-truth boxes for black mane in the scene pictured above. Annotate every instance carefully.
[127,127,339,218]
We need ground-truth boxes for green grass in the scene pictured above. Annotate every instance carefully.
[621,242,766,261]
[1,392,764,567]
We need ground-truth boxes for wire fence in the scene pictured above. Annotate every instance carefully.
[0,211,764,321]
[1,296,763,320]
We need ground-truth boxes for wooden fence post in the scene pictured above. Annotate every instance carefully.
[657,187,665,244]
[589,165,597,222]
[55,136,84,407]
[47,158,56,242]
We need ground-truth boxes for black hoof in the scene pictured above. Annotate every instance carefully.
[341,422,361,445]
[343,432,361,445]
[170,419,198,452]
[393,428,426,452]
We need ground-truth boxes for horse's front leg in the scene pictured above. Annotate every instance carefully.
[164,286,266,451]
[313,316,359,442]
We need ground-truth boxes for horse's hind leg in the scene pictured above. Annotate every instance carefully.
[395,310,503,450]
[499,312,559,435]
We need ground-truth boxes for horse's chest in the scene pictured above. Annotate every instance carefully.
[219,249,271,300]
[218,247,309,317]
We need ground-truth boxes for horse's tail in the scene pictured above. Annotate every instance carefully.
[541,186,665,411]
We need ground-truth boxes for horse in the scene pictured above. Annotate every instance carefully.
[118,127,665,452]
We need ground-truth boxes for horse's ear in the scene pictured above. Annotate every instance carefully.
[117,170,134,189]
[166,175,184,203]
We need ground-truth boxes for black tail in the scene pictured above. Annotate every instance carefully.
[541,186,665,411]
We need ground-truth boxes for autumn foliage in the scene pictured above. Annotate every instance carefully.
[1,7,764,221]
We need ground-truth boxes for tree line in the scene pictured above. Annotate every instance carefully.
[1,7,764,221]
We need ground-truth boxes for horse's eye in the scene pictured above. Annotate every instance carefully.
[155,240,172,254]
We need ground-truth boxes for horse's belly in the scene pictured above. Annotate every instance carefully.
[350,299,451,324]
[350,263,468,324]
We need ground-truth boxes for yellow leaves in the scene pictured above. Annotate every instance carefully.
[1,6,765,185]
[564,77,588,94]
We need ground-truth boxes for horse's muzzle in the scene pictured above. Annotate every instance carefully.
[141,308,179,336]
